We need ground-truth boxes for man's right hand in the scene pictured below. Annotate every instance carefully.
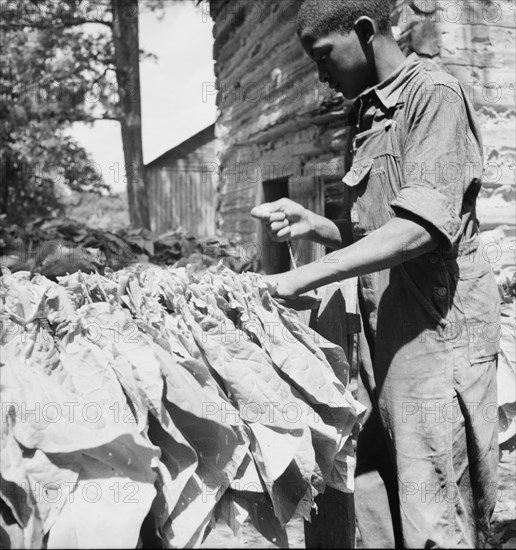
[251,198,314,242]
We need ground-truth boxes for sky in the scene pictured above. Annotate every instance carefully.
[70,0,216,192]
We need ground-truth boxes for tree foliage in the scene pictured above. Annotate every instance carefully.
[0,0,163,226]
[0,1,115,222]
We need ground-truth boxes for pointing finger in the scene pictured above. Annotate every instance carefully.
[251,203,272,219]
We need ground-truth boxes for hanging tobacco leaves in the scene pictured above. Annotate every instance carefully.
[0,264,365,548]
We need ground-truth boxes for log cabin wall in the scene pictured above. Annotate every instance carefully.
[210,0,352,272]
[209,0,515,273]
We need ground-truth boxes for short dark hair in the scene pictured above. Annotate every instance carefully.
[297,0,392,38]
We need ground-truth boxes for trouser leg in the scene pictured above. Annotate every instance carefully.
[354,331,402,549]
[354,410,403,549]
[452,356,498,548]
[378,344,498,548]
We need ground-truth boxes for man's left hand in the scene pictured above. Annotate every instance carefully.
[263,272,301,300]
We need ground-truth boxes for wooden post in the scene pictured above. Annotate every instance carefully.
[303,281,360,549]
[304,487,355,549]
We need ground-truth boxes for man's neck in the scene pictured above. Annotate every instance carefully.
[372,38,408,84]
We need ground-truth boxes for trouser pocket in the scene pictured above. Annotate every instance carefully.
[453,264,501,363]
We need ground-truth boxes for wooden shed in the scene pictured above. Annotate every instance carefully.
[208,0,515,273]
[145,123,218,237]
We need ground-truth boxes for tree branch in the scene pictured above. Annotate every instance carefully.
[89,66,117,87]
[1,19,113,30]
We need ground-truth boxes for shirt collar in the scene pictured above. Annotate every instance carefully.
[353,52,423,113]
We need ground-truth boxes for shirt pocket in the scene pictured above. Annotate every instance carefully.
[343,121,404,235]
[343,160,397,236]
[342,159,373,188]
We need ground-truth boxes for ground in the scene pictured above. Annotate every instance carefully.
[202,450,516,549]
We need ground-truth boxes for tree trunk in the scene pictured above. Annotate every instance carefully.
[111,0,150,229]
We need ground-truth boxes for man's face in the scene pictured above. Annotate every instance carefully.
[299,29,372,100]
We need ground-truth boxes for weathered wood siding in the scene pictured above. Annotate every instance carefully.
[146,125,218,237]
[210,0,350,267]
[209,0,515,270]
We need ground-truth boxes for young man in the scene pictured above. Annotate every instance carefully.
[252,0,500,548]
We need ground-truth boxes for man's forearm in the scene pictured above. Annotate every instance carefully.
[276,216,439,296]
[307,214,354,249]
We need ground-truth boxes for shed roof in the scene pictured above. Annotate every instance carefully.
[145,123,216,168]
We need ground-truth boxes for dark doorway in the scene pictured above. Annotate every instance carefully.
[261,177,290,274]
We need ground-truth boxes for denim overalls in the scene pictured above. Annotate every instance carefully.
[343,54,500,549]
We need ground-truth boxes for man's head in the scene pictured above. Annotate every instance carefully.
[297,0,394,99]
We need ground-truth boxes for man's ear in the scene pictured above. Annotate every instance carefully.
[354,16,376,46]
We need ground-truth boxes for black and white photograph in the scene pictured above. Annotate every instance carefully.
[1,0,515,548]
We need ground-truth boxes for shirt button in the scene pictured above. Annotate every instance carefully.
[434,287,448,297]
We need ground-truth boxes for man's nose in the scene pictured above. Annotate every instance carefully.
[317,65,329,84]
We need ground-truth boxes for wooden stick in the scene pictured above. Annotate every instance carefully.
[287,239,297,269]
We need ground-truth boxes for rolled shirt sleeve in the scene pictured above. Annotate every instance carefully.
[390,81,483,249]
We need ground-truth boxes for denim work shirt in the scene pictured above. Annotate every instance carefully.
[342,52,501,384]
